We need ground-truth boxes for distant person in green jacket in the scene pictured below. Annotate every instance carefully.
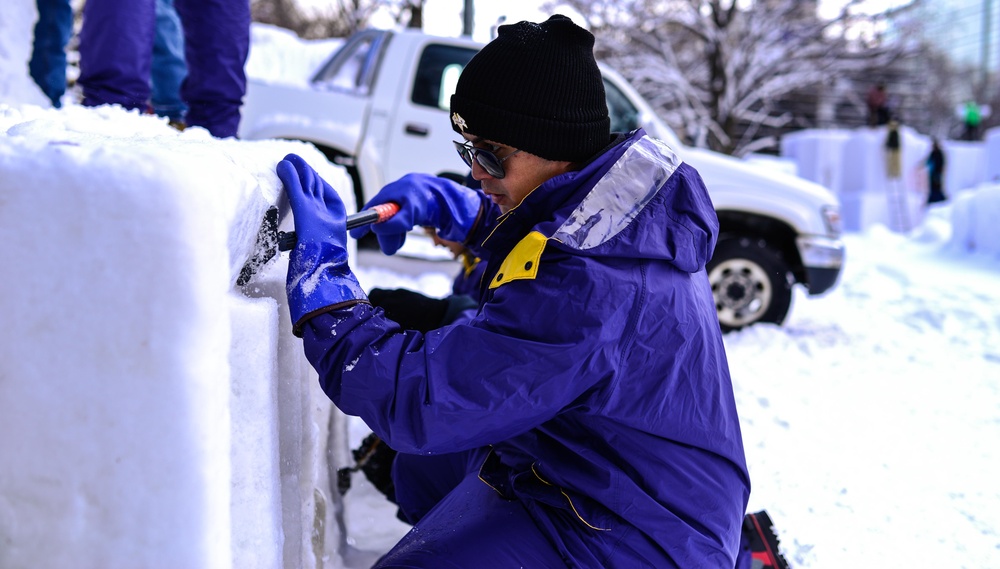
[963,101,982,141]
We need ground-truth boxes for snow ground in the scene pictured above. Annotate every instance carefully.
[2,6,1000,568]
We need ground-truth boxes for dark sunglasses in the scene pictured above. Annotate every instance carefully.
[453,140,522,179]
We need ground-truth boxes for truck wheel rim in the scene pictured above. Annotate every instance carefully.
[709,258,773,328]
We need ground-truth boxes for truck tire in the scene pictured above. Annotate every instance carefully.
[707,237,793,332]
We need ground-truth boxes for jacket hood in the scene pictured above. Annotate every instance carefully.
[536,130,719,273]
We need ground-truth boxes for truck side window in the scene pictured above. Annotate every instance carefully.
[438,64,462,109]
[412,44,477,110]
[604,79,641,133]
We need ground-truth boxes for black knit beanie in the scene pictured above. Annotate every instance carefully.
[450,15,610,163]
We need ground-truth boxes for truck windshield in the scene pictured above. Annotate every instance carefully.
[312,30,385,94]
[604,78,641,133]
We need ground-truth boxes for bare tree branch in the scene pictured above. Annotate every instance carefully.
[564,0,915,155]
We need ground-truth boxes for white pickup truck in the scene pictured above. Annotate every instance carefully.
[239,27,845,331]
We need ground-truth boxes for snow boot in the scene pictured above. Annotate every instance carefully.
[741,510,790,569]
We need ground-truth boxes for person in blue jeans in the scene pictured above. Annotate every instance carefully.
[29,0,73,108]
[151,0,188,127]
[78,0,249,138]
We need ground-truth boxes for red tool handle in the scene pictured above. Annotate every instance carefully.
[277,202,400,251]
[347,202,401,229]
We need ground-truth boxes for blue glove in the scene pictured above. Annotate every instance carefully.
[350,173,483,255]
[277,153,366,334]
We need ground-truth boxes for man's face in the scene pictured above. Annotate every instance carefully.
[461,133,573,214]
[424,227,467,258]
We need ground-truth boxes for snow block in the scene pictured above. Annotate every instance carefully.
[229,294,284,569]
[781,126,992,233]
[0,105,354,569]
[941,140,987,200]
[984,127,1000,183]
[781,129,863,231]
[780,129,851,195]
[950,183,1000,256]
[241,265,353,569]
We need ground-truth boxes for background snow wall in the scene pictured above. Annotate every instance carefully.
[782,125,993,233]
[0,105,355,569]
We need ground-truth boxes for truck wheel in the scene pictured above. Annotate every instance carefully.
[707,237,792,332]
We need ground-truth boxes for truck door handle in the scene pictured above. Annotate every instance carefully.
[405,123,429,136]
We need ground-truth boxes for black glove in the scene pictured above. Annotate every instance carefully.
[352,433,398,503]
[368,288,477,332]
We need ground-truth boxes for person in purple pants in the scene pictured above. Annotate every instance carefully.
[78,0,249,138]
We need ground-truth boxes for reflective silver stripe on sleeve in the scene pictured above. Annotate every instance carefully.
[553,136,682,250]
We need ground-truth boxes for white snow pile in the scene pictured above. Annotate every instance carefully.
[0,102,357,569]
[245,24,343,88]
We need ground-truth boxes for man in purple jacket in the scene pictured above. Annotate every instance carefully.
[278,14,750,567]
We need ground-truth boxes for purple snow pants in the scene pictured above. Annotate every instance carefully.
[78,0,249,138]
[389,449,755,567]
[376,469,569,568]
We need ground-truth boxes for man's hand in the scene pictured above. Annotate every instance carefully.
[279,153,348,246]
[350,173,484,255]
[277,154,366,335]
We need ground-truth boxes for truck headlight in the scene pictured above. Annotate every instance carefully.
[821,205,842,237]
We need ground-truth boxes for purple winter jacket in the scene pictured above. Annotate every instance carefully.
[300,130,750,566]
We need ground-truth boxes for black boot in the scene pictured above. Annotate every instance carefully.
[742,510,790,569]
